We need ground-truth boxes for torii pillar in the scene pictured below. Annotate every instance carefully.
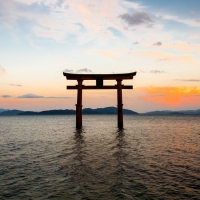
[63,72,137,129]
[117,79,123,128]
[76,79,83,128]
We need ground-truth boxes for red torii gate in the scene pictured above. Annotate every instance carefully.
[63,72,137,129]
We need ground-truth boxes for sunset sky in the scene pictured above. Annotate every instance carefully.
[1,0,200,112]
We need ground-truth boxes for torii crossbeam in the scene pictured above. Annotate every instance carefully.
[63,72,137,129]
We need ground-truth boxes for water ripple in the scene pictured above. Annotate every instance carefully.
[0,115,200,199]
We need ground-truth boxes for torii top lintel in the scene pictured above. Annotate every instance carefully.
[63,72,137,80]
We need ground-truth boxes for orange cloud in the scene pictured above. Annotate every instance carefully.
[141,95,200,107]
[139,86,200,107]
[144,86,200,95]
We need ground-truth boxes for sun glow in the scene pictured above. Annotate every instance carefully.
[140,87,200,107]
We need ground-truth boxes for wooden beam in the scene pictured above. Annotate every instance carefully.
[63,72,137,80]
[67,85,133,90]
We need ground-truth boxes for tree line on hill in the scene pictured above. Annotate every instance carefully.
[0,107,200,116]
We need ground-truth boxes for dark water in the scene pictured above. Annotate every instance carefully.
[0,115,200,200]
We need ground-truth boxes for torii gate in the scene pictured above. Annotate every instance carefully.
[63,72,137,129]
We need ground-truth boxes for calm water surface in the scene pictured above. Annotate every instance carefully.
[0,115,200,200]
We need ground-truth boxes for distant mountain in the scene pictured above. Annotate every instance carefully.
[18,111,39,115]
[1,107,200,116]
[142,109,200,115]
[19,107,138,115]
[168,112,184,115]
[0,110,23,116]
[0,107,138,116]
[82,107,138,114]
[179,109,200,114]
[82,108,102,114]
[0,108,9,113]
[142,110,172,115]
[38,109,76,115]
[18,109,76,115]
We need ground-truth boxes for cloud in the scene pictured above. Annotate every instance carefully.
[153,41,162,46]
[138,86,200,107]
[175,79,200,82]
[9,84,22,87]
[120,1,145,10]
[136,51,199,66]
[76,68,92,73]
[2,95,12,98]
[142,86,200,96]
[17,93,44,98]
[64,69,73,73]
[158,13,200,28]
[132,41,139,45]
[47,96,73,98]
[140,95,200,107]
[17,93,72,98]
[150,70,165,73]
[156,58,169,62]
[1,0,131,42]
[119,12,153,27]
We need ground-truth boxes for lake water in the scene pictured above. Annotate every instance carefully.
[0,115,200,200]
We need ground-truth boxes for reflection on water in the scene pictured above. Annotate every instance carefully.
[65,128,130,199]
[0,115,200,199]
[113,129,128,199]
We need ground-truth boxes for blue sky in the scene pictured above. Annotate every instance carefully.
[0,0,200,112]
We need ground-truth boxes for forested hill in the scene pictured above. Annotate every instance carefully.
[0,107,138,115]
